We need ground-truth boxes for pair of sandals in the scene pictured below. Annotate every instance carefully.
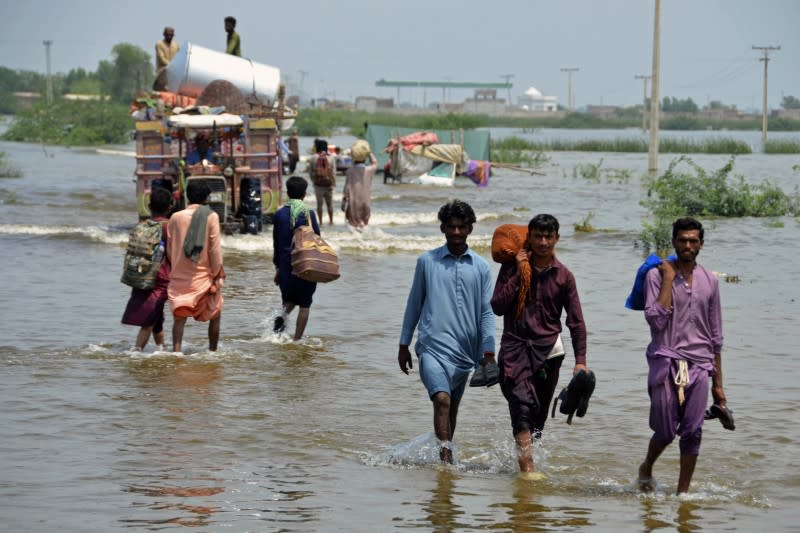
[705,404,736,431]
[469,360,500,387]
[551,369,596,425]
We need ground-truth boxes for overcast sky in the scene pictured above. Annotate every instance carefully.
[1,0,797,111]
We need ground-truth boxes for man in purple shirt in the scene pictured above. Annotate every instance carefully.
[638,217,728,494]
[491,214,588,473]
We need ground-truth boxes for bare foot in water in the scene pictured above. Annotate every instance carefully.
[638,463,655,492]
[519,471,546,481]
[440,446,453,464]
[518,454,533,473]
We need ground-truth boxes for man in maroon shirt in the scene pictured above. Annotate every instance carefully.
[491,214,588,473]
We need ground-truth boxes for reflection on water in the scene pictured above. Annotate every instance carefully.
[423,469,464,532]
[640,497,703,533]
[119,359,225,528]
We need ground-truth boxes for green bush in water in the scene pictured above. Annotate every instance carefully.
[2,100,131,146]
[0,151,22,178]
[764,139,800,154]
[641,156,799,218]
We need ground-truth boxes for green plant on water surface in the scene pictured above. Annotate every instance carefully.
[2,100,131,146]
[763,139,800,154]
[638,156,800,252]
[0,152,22,178]
[530,151,551,165]
[574,212,596,233]
[492,148,535,165]
[605,167,632,185]
[639,216,673,257]
[641,156,799,218]
[573,158,604,182]
[0,189,19,203]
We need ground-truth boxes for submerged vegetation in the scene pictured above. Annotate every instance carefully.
[642,156,798,218]
[1,100,131,145]
[0,151,22,178]
[638,156,800,253]
[492,135,753,155]
[573,212,596,233]
[567,158,632,184]
[763,138,800,154]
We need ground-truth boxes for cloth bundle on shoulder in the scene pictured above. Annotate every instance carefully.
[491,224,530,319]
[290,220,340,283]
[625,253,676,310]
[351,139,370,162]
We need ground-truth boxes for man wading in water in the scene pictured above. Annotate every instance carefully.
[398,200,496,463]
[638,217,730,494]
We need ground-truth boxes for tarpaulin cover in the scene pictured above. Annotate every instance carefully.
[366,124,490,168]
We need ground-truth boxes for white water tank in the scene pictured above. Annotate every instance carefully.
[166,42,281,103]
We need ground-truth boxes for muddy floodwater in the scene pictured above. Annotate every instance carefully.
[1,128,798,531]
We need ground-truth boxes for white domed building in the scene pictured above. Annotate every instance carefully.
[519,86,558,112]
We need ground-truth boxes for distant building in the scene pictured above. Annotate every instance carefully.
[464,89,506,114]
[518,86,558,112]
[585,105,619,119]
[355,96,394,113]
[774,108,800,120]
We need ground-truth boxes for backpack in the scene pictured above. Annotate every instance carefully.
[121,220,165,290]
[313,153,332,187]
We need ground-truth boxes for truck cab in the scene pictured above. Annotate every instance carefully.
[134,113,284,234]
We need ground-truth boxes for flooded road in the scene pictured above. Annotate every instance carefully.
[1,129,799,530]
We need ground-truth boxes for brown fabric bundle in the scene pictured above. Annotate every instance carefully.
[491,224,531,319]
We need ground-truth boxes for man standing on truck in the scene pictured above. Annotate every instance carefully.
[224,16,241,57]
[153,26,179,91]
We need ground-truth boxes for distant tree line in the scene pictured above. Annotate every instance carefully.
[0,43,152,112]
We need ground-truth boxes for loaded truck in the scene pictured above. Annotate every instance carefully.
[133,42,296,234]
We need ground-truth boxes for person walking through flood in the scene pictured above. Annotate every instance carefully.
[286,131,300,174]
[637,216,729,494]
[342,140,377,230]
[308,138,336,226]
[272,176,321,340]
[224,16,241,56]
[121,187,172,350]
[398,200,496,464]
[166,181,225,352]
[153,26,179,91]
[490,214,588,474]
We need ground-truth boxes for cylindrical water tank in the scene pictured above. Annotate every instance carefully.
[166,42,281,102]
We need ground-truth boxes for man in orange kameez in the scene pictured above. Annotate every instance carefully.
[167,182,225,352]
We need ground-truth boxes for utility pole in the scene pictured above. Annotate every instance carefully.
[500,73,514,109]
[560,67,579,111]
[297,69,307,102]
[647,0,661,174]
[43,40,53,105]
[635,74,651,132]
[753,45,780,147]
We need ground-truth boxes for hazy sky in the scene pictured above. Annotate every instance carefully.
[1,0,797,111]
